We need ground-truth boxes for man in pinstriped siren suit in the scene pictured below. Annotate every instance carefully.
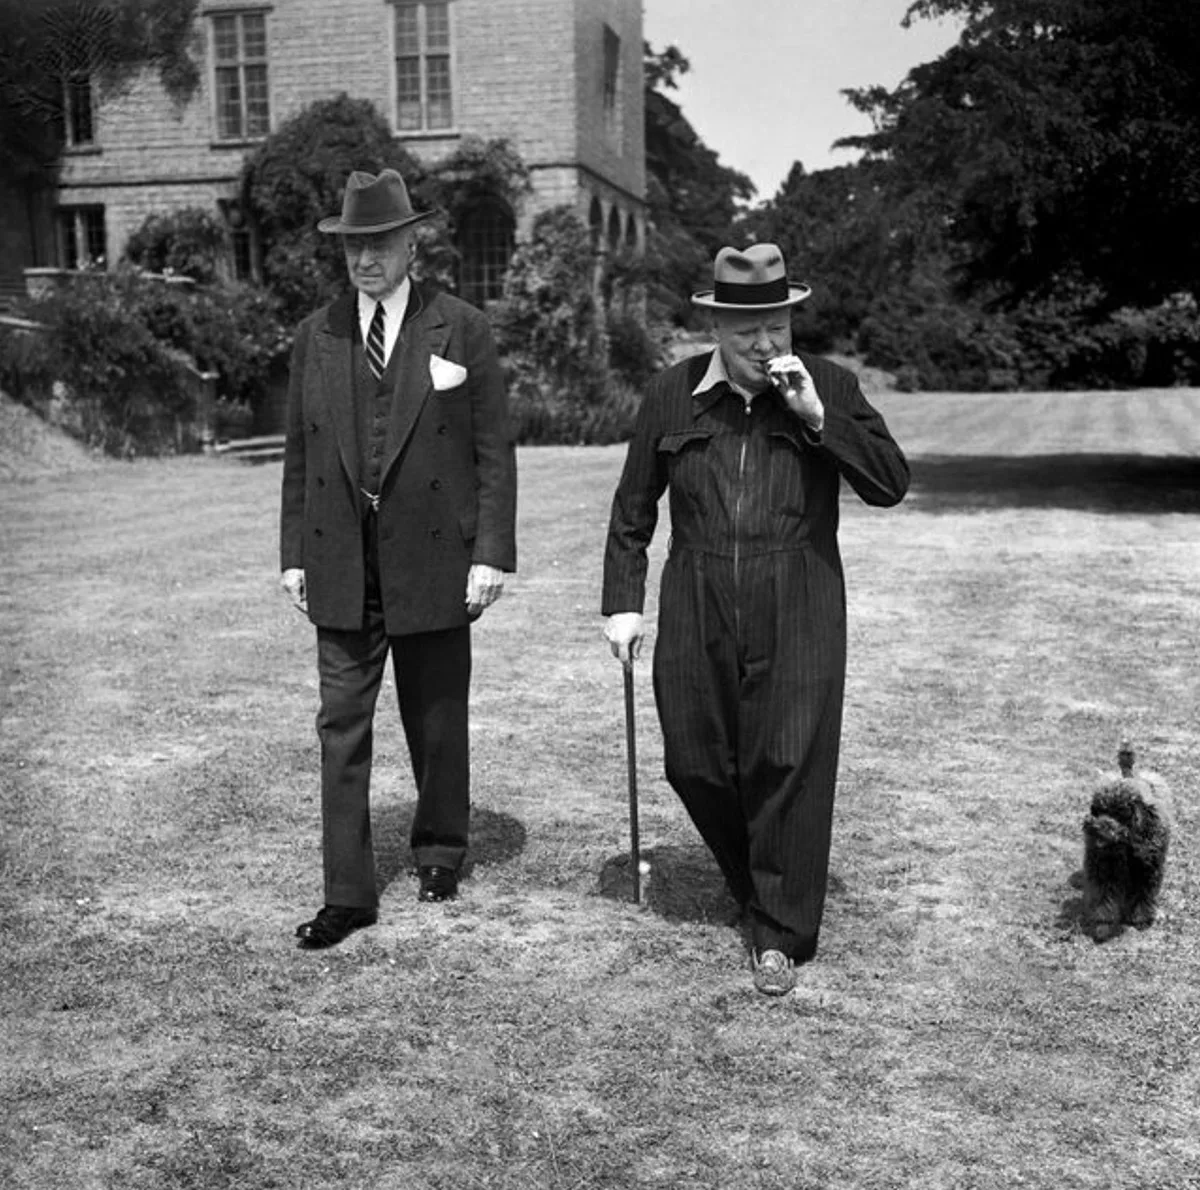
[602,243,909,995]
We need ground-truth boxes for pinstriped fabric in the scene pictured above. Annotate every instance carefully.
[603,349,908,961]
[365,300,386,379]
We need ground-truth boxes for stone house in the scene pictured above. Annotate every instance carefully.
[6,0,645,307]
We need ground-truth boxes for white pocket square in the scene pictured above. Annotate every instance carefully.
[430,354,468,391]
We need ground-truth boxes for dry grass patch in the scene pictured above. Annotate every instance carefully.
[2,390,1198,1189]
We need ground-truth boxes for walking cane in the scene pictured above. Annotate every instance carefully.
[622,657,642,904]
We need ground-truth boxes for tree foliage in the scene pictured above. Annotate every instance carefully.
[242,95,532,323]
[643,41,757,321]
[746,160,923,353]
[0,0,200,184]
[493,206,608,401]
[841,0,1200,309]
[240,94,428,324]
[740,0,1200,388]
[492,207,642,444]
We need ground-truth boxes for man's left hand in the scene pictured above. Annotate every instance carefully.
[466,564,505,617]
[768,354,824,433]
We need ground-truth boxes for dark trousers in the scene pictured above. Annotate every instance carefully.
[652,547,845,962]
[314,514,471,908]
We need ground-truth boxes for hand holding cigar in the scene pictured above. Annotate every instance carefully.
[766,354,824,432]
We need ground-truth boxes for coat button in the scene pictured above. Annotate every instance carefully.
[430,479,441,490]
[317,477,325,488]
[437,424,448,435]
[309,422,319,433]
[430,528,442,539]
[314,528,323,537]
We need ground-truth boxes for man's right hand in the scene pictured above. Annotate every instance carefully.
[604,612,645,667]
[281,568,307,613]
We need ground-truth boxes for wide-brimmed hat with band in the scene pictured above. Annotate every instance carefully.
[691,243,811,310]
[317,168,438,235]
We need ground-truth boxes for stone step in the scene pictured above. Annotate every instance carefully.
[213,434,285,462]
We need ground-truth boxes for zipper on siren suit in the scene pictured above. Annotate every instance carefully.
[733,397,752,645]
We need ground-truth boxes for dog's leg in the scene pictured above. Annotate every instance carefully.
[1082,834,1127,941]
[1127,817,1169,930]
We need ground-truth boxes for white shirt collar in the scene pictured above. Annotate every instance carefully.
[691,346,757,402]
[356,277,411,367]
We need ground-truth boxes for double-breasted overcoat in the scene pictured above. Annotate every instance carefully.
[280,284,516,635]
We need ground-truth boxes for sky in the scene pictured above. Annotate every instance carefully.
[642,0,965,201]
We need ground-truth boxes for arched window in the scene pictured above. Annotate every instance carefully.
[456,196,515,306]
[607,205,622,252]
[625,212,639,255]
[588,196,603,252]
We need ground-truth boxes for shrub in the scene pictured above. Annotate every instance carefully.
[180,285,291,407]
[606,307,664,389]
[241,94,430,324]
[492,206,622,442]
[105,273,290,411]
[507,373,641,445]
[123,208,227,284]
[0,322,56,409]
[26,271,189,455]
[857,279,1200,392]
[13,269,291,455]
[494,208,608,389]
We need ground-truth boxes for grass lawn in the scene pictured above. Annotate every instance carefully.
[2,387,1198,1189]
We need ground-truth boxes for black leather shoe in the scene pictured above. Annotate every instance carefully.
[296,905,377,949]
[417,865,458,902]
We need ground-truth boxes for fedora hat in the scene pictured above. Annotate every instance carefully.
[691,243,811,310]
[317,168,437,235]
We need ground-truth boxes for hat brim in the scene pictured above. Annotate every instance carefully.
[317,208,439,235]
[691,283,812,310]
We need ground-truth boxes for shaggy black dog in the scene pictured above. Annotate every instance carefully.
[1082,743,1172,941]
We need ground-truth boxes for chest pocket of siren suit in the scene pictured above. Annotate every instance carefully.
[657,428,715,520]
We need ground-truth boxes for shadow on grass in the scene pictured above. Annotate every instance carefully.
[908,453,1200,514]
[597,843,848,927]
[597,844,731,922]
[373,801,528,894]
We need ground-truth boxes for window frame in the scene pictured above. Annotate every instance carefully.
[57,205,107,270]
[62,70,96,148]
[209,8,272,143]
[602,23,622,145]
[455,196,515,307]
[391,0,457,135]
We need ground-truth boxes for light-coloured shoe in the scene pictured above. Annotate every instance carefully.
[752,949,796,996]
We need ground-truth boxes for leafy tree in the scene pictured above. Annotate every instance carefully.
[242,97,532,323]
[842,0,1200,309]
[747,160,921,352]
[643,41,757,321]
[240,94,429,324]
[0,0,200,184]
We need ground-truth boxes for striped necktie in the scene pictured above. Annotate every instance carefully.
[366,301,386,379]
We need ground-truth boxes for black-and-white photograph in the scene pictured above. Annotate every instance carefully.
[2,1,1196,1187]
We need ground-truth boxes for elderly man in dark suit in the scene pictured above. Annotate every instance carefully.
[602,244,908,994]
[281,168,517,949]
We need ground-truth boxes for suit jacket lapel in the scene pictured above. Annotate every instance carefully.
[382,284,450,486]
[314,292,360,491]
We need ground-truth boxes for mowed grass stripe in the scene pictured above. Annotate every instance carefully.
[875,387,1200,457]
